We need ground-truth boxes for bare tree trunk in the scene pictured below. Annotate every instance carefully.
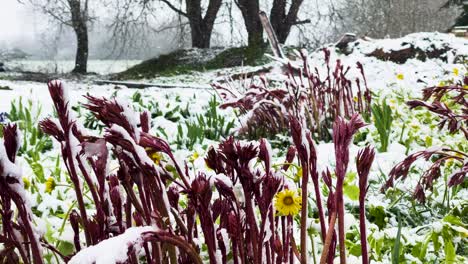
[235,0,264,48]
[161,0,222,48]
[188,0,222,48]
[69,0,88,74]
[269,0,305,44]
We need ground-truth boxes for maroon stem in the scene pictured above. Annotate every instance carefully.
[335,176,346,264]
[311,173,326,242]
[11,193,43,264]
[244,191,260,264]
[300,163,309,263]
[63,144,91,246]
[319,211,337,264]
[359,196,368,264]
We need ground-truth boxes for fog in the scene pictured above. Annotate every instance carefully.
[0,1,39,52]
[0,0,186,60]
[0,0,458,61]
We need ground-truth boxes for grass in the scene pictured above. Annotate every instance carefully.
[114,46,272,80]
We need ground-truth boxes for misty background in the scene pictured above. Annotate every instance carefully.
[0,0,460,61]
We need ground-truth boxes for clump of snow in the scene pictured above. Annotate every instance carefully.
[69,226,155,264]
[353,32,468,58]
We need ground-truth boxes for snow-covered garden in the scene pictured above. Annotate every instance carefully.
[0,32,466,264]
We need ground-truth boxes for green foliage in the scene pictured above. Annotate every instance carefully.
[7,98,53,182]
[115,46,271,79]
[343,172,359,201]
[175,95,235,150]
[197,96,235,141]
[372,99,393,152]
[392,212,402,264]
[368,205,387,230]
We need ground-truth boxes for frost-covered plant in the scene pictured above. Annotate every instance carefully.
[2,80,376,264]
[319,114,371,264]
[214,49,372,141]
[7,98,53,182]
[384,79,468,203]
[0,123,44,264]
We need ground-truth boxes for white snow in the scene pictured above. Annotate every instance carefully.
[68,226,155,264]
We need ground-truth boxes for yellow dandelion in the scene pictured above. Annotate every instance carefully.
[45,177,56,194]
[148,150,163,165]
[275,189,302,216]
[23,177,31,190]
[189,151,199,163]
[453,68,459,76]
[396,73,404,80]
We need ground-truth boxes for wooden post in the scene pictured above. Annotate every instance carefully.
[259,11,285,59]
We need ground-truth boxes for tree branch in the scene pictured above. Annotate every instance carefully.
[293,19,311,25]
[159,0,188,17]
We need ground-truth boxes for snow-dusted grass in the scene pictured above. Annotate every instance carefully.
[3,59,141,75]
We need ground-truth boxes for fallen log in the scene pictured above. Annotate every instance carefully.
[94,80,212,90]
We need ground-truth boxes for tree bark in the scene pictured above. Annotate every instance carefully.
[269,0,304,44]
[161,0,222,48]
[186,0,222,48]
[69,0,89,74]
[235,0,264,48]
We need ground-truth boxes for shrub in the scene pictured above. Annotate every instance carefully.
[214,49,372,141]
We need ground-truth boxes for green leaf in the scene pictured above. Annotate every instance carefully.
[443,238,456,263]
[432,231,441,252]
[349,242,362,256]
[27,160,45,183]
[344,184,360,201]
[443,215,463,226]
[392,212,402,264]
[57,241,75,256]
[368,205,387,230]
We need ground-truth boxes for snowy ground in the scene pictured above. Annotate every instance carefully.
[2,59,141,75]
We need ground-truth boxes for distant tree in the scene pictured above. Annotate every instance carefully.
[442,0,468,26]
[269,0,306,44]
[22,0,91,74]
[339,0,458,38]
[234,0,305,48]
[159,0,223,48]
[234,0,263,47]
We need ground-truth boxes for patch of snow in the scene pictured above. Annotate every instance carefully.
[69,226,155,264]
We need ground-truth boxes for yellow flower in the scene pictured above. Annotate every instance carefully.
[23,177,31,190]
[446,158,454,168]
[45,177,56,194]
[189,151,199,163]
[453,68,459,76]
[149,151,163,165]
[275,189,302,216]
[396,73,404,80]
